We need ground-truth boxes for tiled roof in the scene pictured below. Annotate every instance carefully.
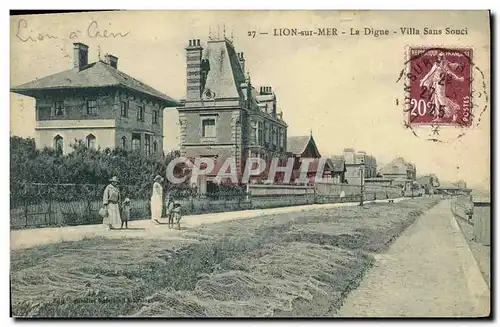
[287,135,311,155]
[287,135,321,157]
[202,39,245,100]
[11,61,180,106]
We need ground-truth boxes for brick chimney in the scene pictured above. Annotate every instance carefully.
[104,54,118,69]
[73,42,89,71]
[185,39,203,101]
[237,52,245,73]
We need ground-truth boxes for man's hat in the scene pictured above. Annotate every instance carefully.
[109,176,119,182]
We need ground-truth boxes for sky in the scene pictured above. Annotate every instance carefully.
[9,11,491,191]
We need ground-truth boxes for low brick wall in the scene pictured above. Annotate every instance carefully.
[248,184,315,197]
[315,183,401,200]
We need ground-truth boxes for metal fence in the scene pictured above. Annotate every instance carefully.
[11,182,402,230]
[450,196,474,225]
[10,183,152,229]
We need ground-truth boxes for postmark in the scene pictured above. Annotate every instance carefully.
[396,46,488,143]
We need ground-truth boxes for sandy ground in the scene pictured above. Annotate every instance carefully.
[336,199,490,318]
[10,198,406,250]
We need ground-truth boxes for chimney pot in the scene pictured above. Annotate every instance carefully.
[197,39,200,46]
[189,40,192,46]
[240,52,244,60]
[104,54,118,69]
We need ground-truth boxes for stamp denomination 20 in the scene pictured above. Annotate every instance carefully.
[407,47,473,127]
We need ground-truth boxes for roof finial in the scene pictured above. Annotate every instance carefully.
[217,25,220,39]
[310,129,312,137]
[97,45,101,61]
[223,24,226,38]
[209,26,212,40]
[231,28,234,41]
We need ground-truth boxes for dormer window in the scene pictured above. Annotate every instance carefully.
[54,101,65,116]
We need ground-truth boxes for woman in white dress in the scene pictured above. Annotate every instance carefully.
[151,175,164,224]
[419,52,465,122]
[102,176,121,230]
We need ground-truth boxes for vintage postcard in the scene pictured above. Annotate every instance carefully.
[9,10,491,318]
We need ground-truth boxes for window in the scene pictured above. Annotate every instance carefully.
[121,101,128,117]
[53,135,63,153]
[54,101,64,116]
[86,134,96,149]
[258,122,264,145]
[202,118,216,138]
[121,136,128,149]
[153,110,159,124]
[87,99,98,115]
[264,122,270,144]
[137,106,144,121]
[132,134,141,151]
[272,126,277,146]
[251,121,257,144]
[153,141,158,153]
[145,135,151,155]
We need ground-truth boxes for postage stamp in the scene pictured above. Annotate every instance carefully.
[406,47,473,127]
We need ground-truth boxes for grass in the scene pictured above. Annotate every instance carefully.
[11,198,439,317]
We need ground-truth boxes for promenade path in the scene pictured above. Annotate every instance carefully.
[337,199,490,317]
[11,198,404,251]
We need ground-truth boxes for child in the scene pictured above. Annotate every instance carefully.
[121,197,131,229]
[172,201,182,230]
[166,196,175,228]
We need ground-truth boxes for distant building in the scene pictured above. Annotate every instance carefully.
[380,157,417,189]
[287,134,333,184]
[342,148,378,185]
[453,180,468,189]
[329,155,346,184]
[416,174,440,194]
[178,37,288,189]
[10,43,179,155]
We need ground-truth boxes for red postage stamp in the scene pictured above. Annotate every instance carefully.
[407,47,473,127]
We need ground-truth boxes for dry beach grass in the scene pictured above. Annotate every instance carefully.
[11,198,439,317]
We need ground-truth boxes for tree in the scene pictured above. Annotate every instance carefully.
[10,136,183,203]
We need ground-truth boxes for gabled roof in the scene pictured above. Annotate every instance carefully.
[287,136,310,155]
[11,61,180,106]
[287,135,321,157]
[202,39,245,100]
